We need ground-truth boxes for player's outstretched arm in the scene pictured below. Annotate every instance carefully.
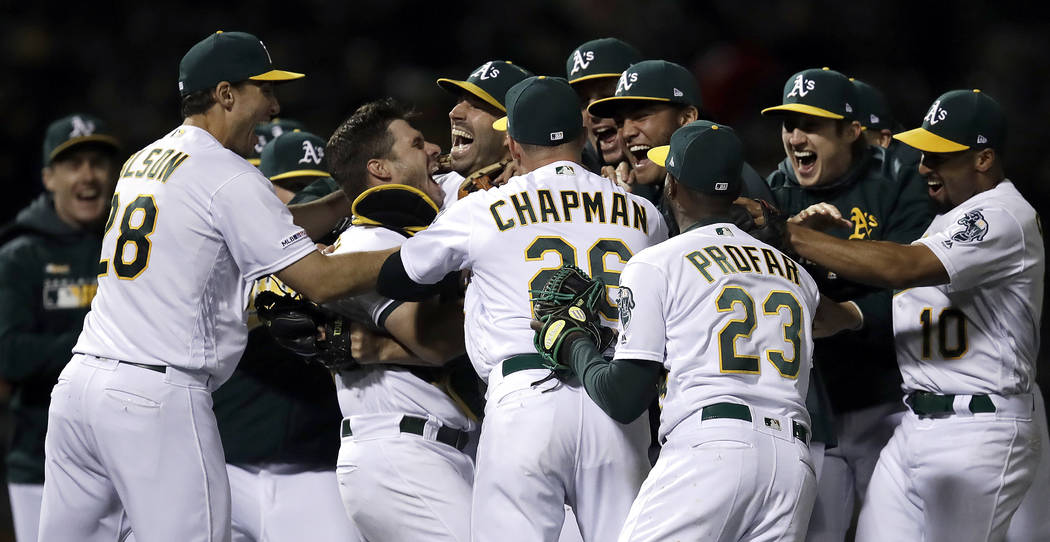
[787,223,948,289]
[276,247,397,304]
[553,331,662,424]
[381,296,466,366]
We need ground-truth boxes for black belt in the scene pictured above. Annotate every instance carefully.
[701,402,809,444]
[501,353,548,377]
[340,416,470,451]
[118,360,166,374]
[906,391,995,416]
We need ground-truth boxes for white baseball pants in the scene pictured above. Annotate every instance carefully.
[856,394,1039,542]
[336,413,474,542]
[618,408,816,542]
[39,354,230,542]
[471,367,651,542]
[228,462,363,542]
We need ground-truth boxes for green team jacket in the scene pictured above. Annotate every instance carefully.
[767,145,934,413]
[0,194,103,484]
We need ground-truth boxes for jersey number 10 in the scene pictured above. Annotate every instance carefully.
[97,193,158,280]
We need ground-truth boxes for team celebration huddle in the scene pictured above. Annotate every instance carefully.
[1,29,1046,542]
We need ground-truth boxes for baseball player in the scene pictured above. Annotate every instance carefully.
[851,78,920,168]
[38,31,391,541]
[318,97,479,541]
[564,37,643,172]
[536,120,861,541]
[587,60,775,218]
[434,60,533,206]
[374,76,668,541]
[786,89,1044,542]
[246,117,304,166]
[213,127,362,542]
[0,114,121,542]
[760,66,933,542]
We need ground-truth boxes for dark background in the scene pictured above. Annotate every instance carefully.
[1,1,1048,539]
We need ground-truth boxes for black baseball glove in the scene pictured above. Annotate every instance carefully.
[728,198,790,253]
[530,265,616,372]
[254,290,356,371]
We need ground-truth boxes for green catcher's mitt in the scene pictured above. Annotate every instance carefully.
[531,264,616,372]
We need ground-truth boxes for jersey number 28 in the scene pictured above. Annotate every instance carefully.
[97,193,158,280]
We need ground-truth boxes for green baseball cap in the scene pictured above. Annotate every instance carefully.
[565,38,642,85]
[647,120,743,197]
[762,67,857,120]
[894,89,1005,153]
[437,60,533,113]
[851,78,893,131]
[248,117,305,165]
[258,130,330,181]
[42,113,120,167]
[491,76,582,146]
[178,31,304,95]
[587,60,701,118]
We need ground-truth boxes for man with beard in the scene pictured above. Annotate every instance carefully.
[435,60,533,206]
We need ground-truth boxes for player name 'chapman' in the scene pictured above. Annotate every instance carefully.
[489,189,649,233]
[687,241,802,286]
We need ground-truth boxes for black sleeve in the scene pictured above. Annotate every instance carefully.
[564,336,663,424]
[375,250,444,302]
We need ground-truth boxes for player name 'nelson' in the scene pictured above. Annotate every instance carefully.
[489,190,649,233]
[119,148,190,182]
[687,243,801,286]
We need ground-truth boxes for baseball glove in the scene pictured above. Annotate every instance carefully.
[728,198,790,252]
[255,290,356,371]
[530,265,616,372]
[457,158,512,199]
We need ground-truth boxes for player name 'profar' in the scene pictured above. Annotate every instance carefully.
[489,189,649,233]
[687,243,801,286]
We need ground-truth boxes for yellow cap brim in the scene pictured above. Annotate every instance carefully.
[761,103,844,119]
[647,145,670,167]
[250,70,306,82]
[893,127,969,153]
[48,134,121,162]
[270,169,331,181]
[587,95,671,117]
[568,73,623,85]
[247,158,262,166]
[436,79,506,112]
[492,116,508,131]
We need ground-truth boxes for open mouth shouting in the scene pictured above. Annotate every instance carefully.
[450,126,474,160]
[793,149,817,179]
[926,177,944,197]
[629,144,652,168]
[593,125,619,155]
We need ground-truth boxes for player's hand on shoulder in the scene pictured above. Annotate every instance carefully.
[789,202,853,231]
[491,159,520,187]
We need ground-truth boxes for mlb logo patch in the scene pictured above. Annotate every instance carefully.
[555,165,575,175]
[550,131,564,141]
[714,182,729,191]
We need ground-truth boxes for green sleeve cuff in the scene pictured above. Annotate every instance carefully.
[566,337,662,424]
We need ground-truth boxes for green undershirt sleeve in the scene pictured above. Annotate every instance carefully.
[564,335,663,424]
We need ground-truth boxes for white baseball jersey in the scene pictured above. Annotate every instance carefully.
[435,171,464,209]
[399,160,668,382]
[615,222,820,442]
[327,225,476,432]
[74,125,316,385]
[896,180,1044,395]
